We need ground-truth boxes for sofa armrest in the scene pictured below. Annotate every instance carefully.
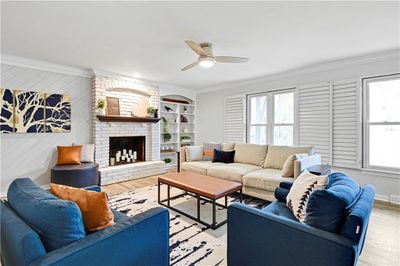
[294,154,322,178]
[30,207,169,266]
[228,203,357,266]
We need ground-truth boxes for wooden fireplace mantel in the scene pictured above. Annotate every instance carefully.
[96,115,160,123]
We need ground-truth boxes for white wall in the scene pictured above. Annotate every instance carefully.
[196,51,400,202]
[1,63,92,195]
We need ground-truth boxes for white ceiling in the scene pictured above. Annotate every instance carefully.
[1,1,399,90]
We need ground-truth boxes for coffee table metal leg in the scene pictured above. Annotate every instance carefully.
[157,180,161,204]
[167,184,170,207]
[212,199,216,228]
[225,196,228,207]
[240,189,243,203]
[197,195,200,220]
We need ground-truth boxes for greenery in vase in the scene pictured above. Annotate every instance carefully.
[163,133,172,142]
[97,99,106,110]
[181,136,191,141]
[147,106,156,115]
[163,158,172,164]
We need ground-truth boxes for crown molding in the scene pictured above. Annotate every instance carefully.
[1,54,92,78]
[197,49,400,93]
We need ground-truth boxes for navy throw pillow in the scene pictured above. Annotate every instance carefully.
[212,149,235,163]
[305,172,361,233]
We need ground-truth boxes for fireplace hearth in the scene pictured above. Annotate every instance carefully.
[109,136,145,166]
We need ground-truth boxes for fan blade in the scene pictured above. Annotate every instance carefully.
[185,40,207,56]
[181,62,198,71]
[215,56,249,63]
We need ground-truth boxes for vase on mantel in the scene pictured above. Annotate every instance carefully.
[98,109,106,116]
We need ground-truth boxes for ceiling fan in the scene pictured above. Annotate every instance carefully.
[181,40,249,71]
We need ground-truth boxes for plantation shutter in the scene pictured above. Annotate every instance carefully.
[224,95,246,143]
[332,79,360,168]
[298,82,332,164]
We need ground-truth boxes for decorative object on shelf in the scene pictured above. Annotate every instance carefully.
[154,108,159,118]
[147,106,156,118]
[183,106,187,114]
[106,96,120,116]
[164,105,174,112]
[162,98,189,104]
[183,127,189,133]
[163,158,172,164]
[181,136,191,142]
[97,99,106,116]
[131,97,149,117]
[0,88,14,133]
[44,93,71,133]
[180,114,188,123]
[163,133,172,142]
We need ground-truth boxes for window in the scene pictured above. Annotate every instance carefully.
[363,74,400,171]
[247,90,295,145]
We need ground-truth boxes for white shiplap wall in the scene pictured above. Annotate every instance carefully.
[0,64,92,195]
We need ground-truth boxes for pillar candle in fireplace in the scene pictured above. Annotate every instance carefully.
[121,155,125,161]
[123,149,127,155]
[133,151,137,160]
[110,158,115,166]
[129,150,132,156]
[116,155,120,163]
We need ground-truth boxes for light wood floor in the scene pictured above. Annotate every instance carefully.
[103,176,400,266]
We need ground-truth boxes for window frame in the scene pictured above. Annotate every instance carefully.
[246,88,296,145]
[362,73,400,172]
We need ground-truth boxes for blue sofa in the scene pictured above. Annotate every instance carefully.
[227,174,375,266]
[1,178,170,266]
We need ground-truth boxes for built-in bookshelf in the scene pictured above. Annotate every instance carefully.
[160,97,195,170]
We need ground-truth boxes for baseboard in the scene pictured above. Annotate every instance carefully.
[375,193,400,205]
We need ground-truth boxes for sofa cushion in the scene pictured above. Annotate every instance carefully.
[281,153,308,177]
[305,172,361,233]
[243,168,293,192]
[57,145,82,165]
[234,143,268,167]
[262,201,297,221]
[185,145,204,161]
[221,143,235,151]
[263,145,314,169]
[7,178,85,252]
[207,163,262,182]
[181,161,224,175]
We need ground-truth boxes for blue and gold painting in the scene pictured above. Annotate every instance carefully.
[44,93,71,133]
[14,90,46,133]
[0,88,14,133]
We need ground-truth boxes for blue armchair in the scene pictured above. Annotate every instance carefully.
[227,179,375,266]
[1,178,170,266]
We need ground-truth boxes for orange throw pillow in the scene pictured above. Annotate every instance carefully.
[50,184,115,231]
[57,146,82,165]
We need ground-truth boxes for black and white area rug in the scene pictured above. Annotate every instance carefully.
[108,185,269,266]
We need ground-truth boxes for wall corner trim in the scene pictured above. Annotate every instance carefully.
[1,54,93,78]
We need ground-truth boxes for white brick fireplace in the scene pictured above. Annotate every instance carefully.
[92,75,165,185]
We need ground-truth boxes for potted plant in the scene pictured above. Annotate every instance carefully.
[147,106,156,118]
[163,158,172,164]
[97,99,106,116]
[163,133,172,142]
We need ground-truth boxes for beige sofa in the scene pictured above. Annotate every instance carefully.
[179,143,321,201]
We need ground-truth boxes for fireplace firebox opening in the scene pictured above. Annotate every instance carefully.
[109,136,145,166]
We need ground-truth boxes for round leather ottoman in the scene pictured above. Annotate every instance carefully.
[51,162,99,188]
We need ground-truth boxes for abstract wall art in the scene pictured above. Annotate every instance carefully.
[45,94,71,133]
[14,90,46,133]
[0,88,71,134]
[0,88,15,133]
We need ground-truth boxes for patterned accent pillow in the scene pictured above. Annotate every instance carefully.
[203,143,221,160]
[286,170,328,222]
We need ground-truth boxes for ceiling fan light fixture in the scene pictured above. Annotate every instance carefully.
[198,57,215,68]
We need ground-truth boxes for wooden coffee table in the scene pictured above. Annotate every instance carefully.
[158,172,242,229]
